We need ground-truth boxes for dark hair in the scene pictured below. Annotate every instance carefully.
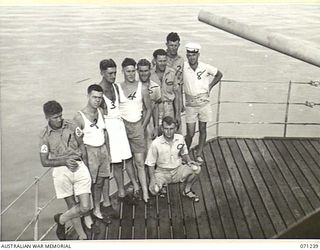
[166,32,180,43]
[100,59,117,71]
[87,84,103,94]
[121,58,136,68]
[43,100,63,117]
[153,49,167,59]
[161,116,176,127]
[137,58,151,69]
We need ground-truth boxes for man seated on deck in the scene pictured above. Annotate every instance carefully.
[183,42,223,164]
[145,116,201,202]
[39,100,92,240]
[73,84,112,229]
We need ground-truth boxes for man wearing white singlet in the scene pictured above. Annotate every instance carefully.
[118,57,152,204]
[73,84,112,228]
[98,59,134,209]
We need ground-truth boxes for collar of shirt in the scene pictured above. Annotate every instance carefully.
[159,134,179,145]
[47,120,68,135]
[186,61,204,71]
[167,53,183,62]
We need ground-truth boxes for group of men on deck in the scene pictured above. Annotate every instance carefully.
[39,32,223,240]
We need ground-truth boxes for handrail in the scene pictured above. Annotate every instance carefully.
[1,168,52,216]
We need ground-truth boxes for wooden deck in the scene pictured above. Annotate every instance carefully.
[75,137,320,239]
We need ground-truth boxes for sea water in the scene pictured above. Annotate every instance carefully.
[0,4,319,240]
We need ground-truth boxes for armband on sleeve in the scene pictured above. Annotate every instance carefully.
[40,144,48,153]
[75,127,83,137]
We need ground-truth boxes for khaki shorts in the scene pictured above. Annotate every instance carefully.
[86,144,111,183]
[52,161,92,199]
[123,119,146,154]
[153,164,201,189]
[185,102,212,123]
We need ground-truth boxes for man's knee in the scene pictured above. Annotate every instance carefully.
[94,177,105,189]
[79,202,91,215]
[134,154,145,168]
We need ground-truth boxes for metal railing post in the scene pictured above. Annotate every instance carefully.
[215,80,222,137]
[34,176,40,241]
[283,80,292,137]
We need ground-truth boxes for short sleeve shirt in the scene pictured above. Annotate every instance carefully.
[183,61,218,96]
[145,134,188,169]
[147,80,161,103]
[167,55,184,86]
[150,67,179,102]
[39,120,82,159]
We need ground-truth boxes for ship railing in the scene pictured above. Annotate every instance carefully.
[1,79,319,241]
[210,79,319,137]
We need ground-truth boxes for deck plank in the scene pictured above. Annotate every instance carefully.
[228,139,274,238]
[133,201,146,239]
[273,140,320,209]
[146,195,158,239]
[309,139,320,154]
[212,139,251,238]
[237,139,286,234]
[254,139,305,220]
[300,140,320,169]
[189,172,213,239]
[199,145,225,239]
[203,143,236,238]
[178,184,199,239]
[157,190,171,239]
[246,139,296,227]
[291,140,320,183]
[106,201,121,240]
[120,200,133,239]
[283,140,320,196]
[104,137,320,240]
[264,139,313,215]
[168,184,185,239]
[220,139,264,238]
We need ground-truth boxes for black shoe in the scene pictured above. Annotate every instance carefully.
[133,189,142,201]
[101,204,120,219]
[54,213,66,240]
[92,212,112,226]
[159,186,167,198]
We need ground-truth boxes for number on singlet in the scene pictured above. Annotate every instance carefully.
[197,70,206,80]
[128,92,136,100]
[110,101,116,109]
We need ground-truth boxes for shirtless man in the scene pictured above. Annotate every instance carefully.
[118,57,152,203]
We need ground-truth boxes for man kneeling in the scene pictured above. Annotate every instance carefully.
[145,116,201,202]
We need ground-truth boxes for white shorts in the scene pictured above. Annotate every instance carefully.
[105,117,132,163]
[52,161,92,199]
[185,103,212,123]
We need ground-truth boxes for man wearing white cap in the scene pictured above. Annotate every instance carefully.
[183,42,223,163]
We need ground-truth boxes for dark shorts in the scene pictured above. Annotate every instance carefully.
[123,118,146,154]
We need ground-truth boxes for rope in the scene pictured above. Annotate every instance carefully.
[39,223,56,241]
[1,168,51,216]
